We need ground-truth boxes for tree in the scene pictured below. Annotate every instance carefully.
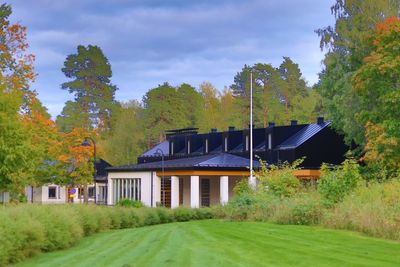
[253,63,284,127]
[177,83,203,128]
[278,57,308,113]
[0,4,35,93]
[230,60,315,128]
[21,97,60,186]
[0,83,33,197]
[0,3,39,199]
[57,128,97,203]
[101,101,146,165]
[56,100,90,132]
[219,87,242,131]
[142,83,189,147]
[316,0,400,148]
[59,45,118,132]
[197,82,222,132]
[353,17,400,178]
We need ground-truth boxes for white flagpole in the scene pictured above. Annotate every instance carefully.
[249,71,255,188]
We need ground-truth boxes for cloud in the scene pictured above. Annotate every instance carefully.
[9,0,334,118]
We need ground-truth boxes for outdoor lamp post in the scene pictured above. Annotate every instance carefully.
[154,148,165,207]
[81,137,97,204]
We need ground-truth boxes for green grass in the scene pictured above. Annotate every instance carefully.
[14,220,400,267]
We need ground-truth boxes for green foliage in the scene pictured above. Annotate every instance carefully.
[0,205,214,266]
[323,179,400,240]
[116,198,144,208]
[256,159,302,198]
[316,0,400,149]
[353,17,400,178]
[318,159,362,206]
[100,101,145,165]
[272,192,323,225]
[230,59,317,128]
[58,45,118,132]
[0,85,34,195]
[142,82,193,145]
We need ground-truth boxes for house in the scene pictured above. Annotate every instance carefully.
[22,159,112,204]
[106,117,348,208]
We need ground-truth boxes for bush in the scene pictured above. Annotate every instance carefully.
[318,159,362,206]
[256,159,302,198]
[0,204,215,266]
[173,207,197,222]
[116,199,144,208]
[272,192,323,225]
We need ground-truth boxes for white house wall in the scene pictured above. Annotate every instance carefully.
[40,185,66,204]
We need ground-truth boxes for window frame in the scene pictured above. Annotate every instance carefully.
[48,186,57,199]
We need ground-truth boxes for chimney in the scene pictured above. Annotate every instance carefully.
[228,126,235,132]
[317,117,324,125]
[291,120,298,126]
[210,128,217,133]
[268,122,275,127]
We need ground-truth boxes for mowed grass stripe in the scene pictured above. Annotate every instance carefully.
[14,220,400,267]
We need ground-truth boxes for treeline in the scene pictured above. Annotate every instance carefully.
[315,0,400,179]
[1,1,399,200]
[54,51,320,166]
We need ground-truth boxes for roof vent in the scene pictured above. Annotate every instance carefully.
[228,126,235,132]
[268,122,275,127]
[210,128,217,133]
[291,120,298,126]
[317,117,324,125]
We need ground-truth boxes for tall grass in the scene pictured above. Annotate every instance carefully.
[0,205,212,266]
[321,180,400,240]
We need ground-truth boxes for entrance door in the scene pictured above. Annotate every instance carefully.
[97,185,107,204]
[201,179,210,207]
[161,177,171,208]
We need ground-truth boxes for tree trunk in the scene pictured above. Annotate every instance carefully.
[84,184,88,204]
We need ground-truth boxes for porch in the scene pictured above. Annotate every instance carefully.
[157,170,249,208]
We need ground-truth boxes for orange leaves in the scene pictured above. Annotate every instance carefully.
[375,16,400,36]
[0,7,35,92]
[57,127,98,185]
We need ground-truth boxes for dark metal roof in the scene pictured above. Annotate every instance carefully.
[276,121,331,150]
[165,128,199,136]
[107,153,259,172]
[94,159,112,182]
[140,140,169,157]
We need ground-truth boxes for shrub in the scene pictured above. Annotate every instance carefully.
[155,208,174,223]
[0,204,216,266]
[116,199,144,208]
[256,159,302,198]
[272,192,323,225]
[318,159,362,206]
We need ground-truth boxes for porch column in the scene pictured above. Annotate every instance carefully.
[220,176,229,205]
[190,175,199,208]
[107,178,113,205]
[171,176,180,208]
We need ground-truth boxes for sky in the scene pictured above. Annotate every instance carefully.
[9,0,335,118]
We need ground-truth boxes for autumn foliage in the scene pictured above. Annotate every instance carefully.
[353,16,400,178]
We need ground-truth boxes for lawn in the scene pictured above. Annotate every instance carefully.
[14,220,400,267]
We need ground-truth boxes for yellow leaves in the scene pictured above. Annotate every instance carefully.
[57,127,98,185]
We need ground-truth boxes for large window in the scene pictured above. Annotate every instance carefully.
[112,178,141,204]
[48,186,57,199]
